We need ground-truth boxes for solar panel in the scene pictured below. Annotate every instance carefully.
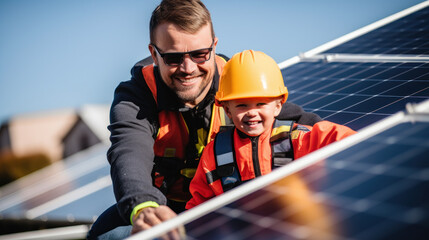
[284,59,429,130]
[129,100,429,240]
[279,3,429,131]
[0,144,114,224]
[323,6,429,55]
[298,1,429,58]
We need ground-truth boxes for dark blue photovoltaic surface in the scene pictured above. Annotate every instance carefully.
[323,6,429,55]
[181,119,429,240]
[284,61,429,130]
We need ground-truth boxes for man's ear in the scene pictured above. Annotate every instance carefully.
[148,44,159,66]
[212,37,218,53]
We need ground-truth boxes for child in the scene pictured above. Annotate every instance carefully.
[186,50,355,209]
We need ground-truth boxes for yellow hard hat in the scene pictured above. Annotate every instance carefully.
[215,50,288,105]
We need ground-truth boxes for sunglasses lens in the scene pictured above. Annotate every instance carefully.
[154,43,213,66]
[163,53,183,65]
[190,49,211,63]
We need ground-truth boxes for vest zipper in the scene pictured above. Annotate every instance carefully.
[251,137,261,177]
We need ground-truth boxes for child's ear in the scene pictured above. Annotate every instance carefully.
[274,100,282,117]
[222,104,233,119]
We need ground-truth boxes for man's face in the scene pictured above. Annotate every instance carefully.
[150,23,218,107]
[223,97,283,137]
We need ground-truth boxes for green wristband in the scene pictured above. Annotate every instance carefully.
[130,201,160,225]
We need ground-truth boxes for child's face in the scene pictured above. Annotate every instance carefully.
[223,97,282,137]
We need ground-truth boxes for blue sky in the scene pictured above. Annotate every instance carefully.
[0,0,425,123]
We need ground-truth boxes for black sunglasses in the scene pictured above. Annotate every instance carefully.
[151,40,214,66]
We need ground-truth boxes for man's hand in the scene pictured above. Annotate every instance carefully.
[131,205,183,239]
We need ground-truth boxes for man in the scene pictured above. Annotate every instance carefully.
[88,0,321,238]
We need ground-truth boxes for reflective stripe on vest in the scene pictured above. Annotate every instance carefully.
[207,120,295,192]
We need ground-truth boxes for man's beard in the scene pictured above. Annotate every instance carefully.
[174,77,211,103]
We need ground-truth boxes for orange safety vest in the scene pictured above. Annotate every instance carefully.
[141,55,228,202]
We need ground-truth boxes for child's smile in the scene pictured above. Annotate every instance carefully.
[224,97,282,136]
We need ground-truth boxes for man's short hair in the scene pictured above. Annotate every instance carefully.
[150,0,215,43]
